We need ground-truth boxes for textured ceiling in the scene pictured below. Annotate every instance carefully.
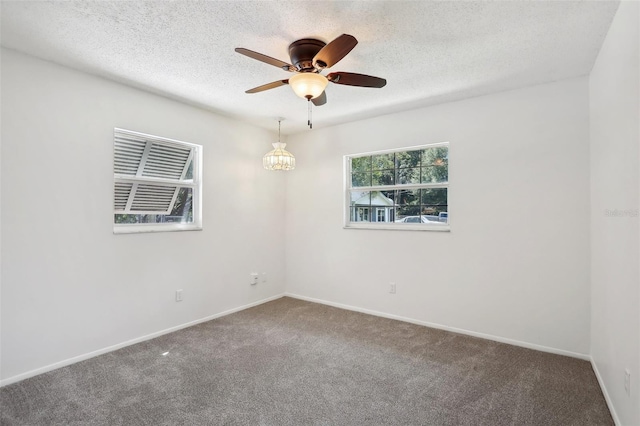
[1,1,619,135]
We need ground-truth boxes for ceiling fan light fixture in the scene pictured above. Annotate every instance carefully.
[289,72,328,100]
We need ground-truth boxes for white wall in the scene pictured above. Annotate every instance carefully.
[0,49,286,382]
[285,77,591,356]
[589,1,640,424]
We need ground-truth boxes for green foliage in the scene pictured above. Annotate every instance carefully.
[372,170,394,185]
[352,172,371,187]
[396,150,421,169]
[351,156,371,173]
[421,188,447,205]
[421,166,448,183]
[114,214,138,224]
[397,167,420,184]
[421,188,448,215]
[421,147,448,166]
[420,147,448,183]
[351,147,448,187]
[372,153,394,170]
[397,189,420,205]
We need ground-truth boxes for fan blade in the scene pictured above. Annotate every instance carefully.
[312,91,327,106]
[313,34,357,69]
[327,72,386,88]
[245,80,289,94]
[235,48,295,71]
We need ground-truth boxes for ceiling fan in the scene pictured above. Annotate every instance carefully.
[235,34,387,107]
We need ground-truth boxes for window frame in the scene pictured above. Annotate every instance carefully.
[343,142,450,232]
[113,128,203,234]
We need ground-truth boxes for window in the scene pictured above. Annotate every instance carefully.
[345,143,449,230]
[113,128,202,233]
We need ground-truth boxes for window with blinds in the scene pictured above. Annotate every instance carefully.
[113,128,202,233]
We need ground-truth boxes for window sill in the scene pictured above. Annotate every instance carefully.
[113,224,203,234]
[343,223,450,232]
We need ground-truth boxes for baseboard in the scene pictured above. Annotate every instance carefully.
[284,292,591,361]
[0,293,285,387]
[590,357,621,425]
[1,292,594,387]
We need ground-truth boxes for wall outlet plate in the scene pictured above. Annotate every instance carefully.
[250,273,259,285]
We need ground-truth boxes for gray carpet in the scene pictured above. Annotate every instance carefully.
[1,297,612,425]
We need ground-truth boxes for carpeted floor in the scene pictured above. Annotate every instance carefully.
[1,297,612,425]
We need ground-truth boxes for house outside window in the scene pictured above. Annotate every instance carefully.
[113,128,202,234]
[344,143,449,231]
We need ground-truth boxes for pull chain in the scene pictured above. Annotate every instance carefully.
[307,100,313,129]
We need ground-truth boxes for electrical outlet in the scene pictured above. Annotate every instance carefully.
[261,273,267,283]
[175,289,183,302]
[389,282,396,294]
[624,369,631,396]
[249,273,259,286]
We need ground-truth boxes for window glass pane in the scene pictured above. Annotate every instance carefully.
[350,191,372,222]
[350,191,370,206]
[350,207,359,222]
[421,209,448,223]
[370,191,394,222]
[348,191,396,223]
[372,153,394,170]
[396,205,421,221]
[372,170,394,186]
[396,166,420,185]
[352,172,371,187]
[420,188,447,206]
[114,187,193,224]
[421,187,448,223]
[379,190,395,203]
[421,147,448,166]
[170,187,193,221]
[184,158,194,180]
[421,165,448,183]
[397,189,420,205]
[396,150,422,169]
[114,214,139,224]
[351,156,372,173]
[379,191,396,223]
[350,206,369,222]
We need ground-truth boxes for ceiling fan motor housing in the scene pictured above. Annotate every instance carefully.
[288,39,326,72]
